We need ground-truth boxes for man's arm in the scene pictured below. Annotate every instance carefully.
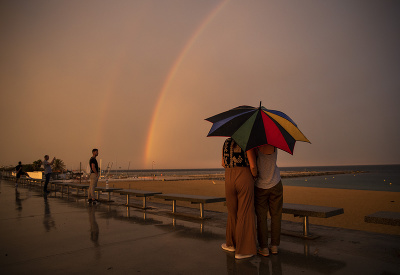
[247,149,258,178]
[91,163,98,177]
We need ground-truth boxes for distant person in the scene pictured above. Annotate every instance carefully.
[249,144,283,256]
[43,155,55,194]
[221,138,257,260]
[15,161,23,187]
[88,149,100,204]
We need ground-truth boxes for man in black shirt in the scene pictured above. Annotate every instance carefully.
[88,149,100,204]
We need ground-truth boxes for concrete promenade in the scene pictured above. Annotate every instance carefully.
[0,179,399,274]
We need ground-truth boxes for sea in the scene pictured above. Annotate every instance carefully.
[110,164,400,192]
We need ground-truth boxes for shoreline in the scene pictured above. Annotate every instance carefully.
[98,170,366,182]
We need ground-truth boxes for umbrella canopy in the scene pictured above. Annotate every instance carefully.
[205,103,310,154]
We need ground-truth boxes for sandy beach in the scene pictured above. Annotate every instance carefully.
[99,179,400,236]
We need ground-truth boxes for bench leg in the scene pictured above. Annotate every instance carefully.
[172,200,176,213]
[200,203,204,219]
[303,216,310,237]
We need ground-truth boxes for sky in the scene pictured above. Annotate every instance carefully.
[1,0,399,170]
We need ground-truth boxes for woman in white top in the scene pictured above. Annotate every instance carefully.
[248,144,283,256]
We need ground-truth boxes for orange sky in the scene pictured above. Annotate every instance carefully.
[1,0,399,170]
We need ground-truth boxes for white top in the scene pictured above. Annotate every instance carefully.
[43,160,52,175]
[255,149,281,189]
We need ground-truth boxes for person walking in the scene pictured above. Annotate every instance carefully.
[250,144,283,256]
[43,155,55,193]
[15,161,23,187]
[221,138,257,260]
[88,149,100,205]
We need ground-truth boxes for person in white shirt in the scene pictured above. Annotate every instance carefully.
[248,144,283,256]
[43,155,55,194]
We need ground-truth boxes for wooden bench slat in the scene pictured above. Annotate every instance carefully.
[155,193,226,204]
[365,211,400,226]
[154,193,226,219]
[114,189,162,197]
[283,203,344,218]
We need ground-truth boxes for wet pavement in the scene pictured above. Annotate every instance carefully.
[0,179,399,274]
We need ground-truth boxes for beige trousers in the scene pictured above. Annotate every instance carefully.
[225,167,257,255]
[88,173,98,200]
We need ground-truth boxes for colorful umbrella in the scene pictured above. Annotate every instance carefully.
[205,103,310,154]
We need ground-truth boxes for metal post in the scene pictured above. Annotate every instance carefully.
[172,200,176,213]
[143,197,146,208]
[200,203,204,219]
[303,216,309,237]
[126,194,129,205]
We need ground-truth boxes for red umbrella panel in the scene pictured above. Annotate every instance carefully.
[206,105,310,154]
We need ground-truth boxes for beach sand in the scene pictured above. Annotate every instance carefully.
[100,179,400,236]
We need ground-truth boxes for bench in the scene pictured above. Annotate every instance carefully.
[21,178,44,188]
[67,183,90,197]
[283,203,344,239]
[154,193,226,219]
[364,211,400,226]
[114,189,162,209]
[94,187,122,202]
[52,182,71,194]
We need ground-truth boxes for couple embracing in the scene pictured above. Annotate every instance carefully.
[221,138,283,260]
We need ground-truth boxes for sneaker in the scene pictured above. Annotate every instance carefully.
[93,200,101,205]
[235,254,253,260]
[270,246,278,254]
[221,243,235,252]
[257,247,269,257]
[87,199,93,204]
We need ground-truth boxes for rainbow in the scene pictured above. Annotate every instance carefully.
[144,0,231,167]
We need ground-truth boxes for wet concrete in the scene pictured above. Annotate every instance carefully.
[0,180,399,274]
